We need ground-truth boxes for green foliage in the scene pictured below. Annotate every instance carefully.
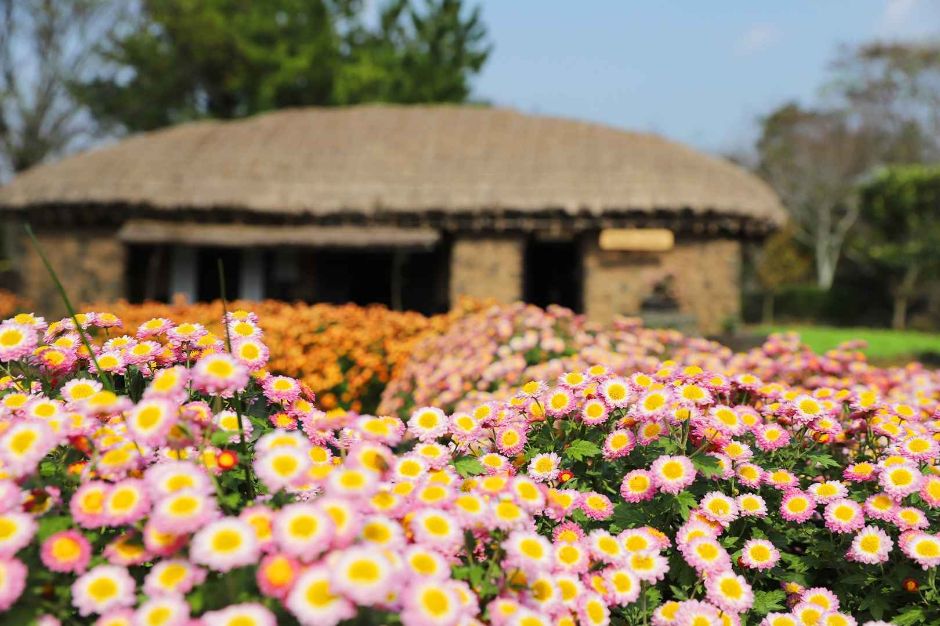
[858,165,940,271]
[563,439,601,462]
[752,589,787,616]
[856,164,940,329]
[74,0,491,132]
[453,455,485,477]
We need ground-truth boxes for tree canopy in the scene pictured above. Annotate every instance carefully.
[856,165,940,329]
[74,0,491,132]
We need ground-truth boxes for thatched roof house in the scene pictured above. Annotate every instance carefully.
[1,105,783,332]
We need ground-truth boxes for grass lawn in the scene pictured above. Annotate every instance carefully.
[754,325,940,362]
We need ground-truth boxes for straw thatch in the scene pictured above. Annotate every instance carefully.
[0,104,783,225]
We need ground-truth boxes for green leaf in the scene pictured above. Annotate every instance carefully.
[752,590,787,616]
[691,454,723,478]
[565,439,601,462]
[894,607,925,626]
[210,430,236,447]
[453,456,486,478]
[611,502,646,530]
[807,453,841,469]
[674,490,697,520]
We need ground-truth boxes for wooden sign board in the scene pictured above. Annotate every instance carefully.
[599,228,674,252]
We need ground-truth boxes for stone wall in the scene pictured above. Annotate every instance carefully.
[583,236,741,335]
[15,226,126,317]
[449,235,523,304]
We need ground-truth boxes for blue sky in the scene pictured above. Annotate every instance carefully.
[470,0,940,155]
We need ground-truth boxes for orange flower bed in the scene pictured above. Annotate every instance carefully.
[78,298,483,412]
[0,290,28,319]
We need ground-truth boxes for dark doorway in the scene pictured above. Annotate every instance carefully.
[126,245,171,303]
[197,248,241,302]
[310,246,449,315]
[524,238,583,312]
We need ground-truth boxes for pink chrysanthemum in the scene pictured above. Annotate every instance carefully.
[0,557,26,611]
[261,375,302,404]
[273,502,334,562]
[331,547,395,605]
[0,420,56,477]
[808,480,848,504]
[190,517,259,572]
[133,596,190,626]
[580,492,614,520]
[286,564,355,626]
[527,452,560,482]
[201,603,277,626]
[41,530,92,574]
[136,317,173,338]
[232,338,269,371]
[706,570,754,614]
[603,566,641,606]
[600,377,632,408]
[408,407,449,441]
[843,462,878,483]
[780,491,816,523]
[0,322,38,362]
[70,481,111,529]
[0,511,36,557]
[673,599,722,626]
[847,526,893,564]
[741,538,780,570]
[603,429,636,459]
[544,387,575,417]
[151,490,219,534]
[651,455,696,494]
[126,398,179,446]
[143,559,206,596]
[920,475,940,508]
[823,499,865,533]
[581,398,610,426]
[103,479,150,526]
[900,532,940,569]
[894,506,929,531]
[764,468,799,491]
[863,493,898,522]
[698,491,738,526]
[682,537,730,574]
[553,521,585,544]
[879,463,922,498]
[192,352,249,397]
[401,580,463,626]
[620,469,656,503]
[255,447,311,493]
[256,553,300,599]
[495,424,527,457]
[71,565,136,616]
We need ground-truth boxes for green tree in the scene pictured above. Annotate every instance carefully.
[856,165,940,330]
[754,224,811,324]
[73,0,490,133]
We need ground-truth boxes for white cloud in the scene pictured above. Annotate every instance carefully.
[734,24,780,57]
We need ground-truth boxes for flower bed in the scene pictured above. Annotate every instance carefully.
[76,298,481,413]
[0,307,938,625]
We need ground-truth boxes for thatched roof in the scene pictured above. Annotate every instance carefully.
[0,105,784,226]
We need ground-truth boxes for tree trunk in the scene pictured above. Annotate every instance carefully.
[891,263,920,331]
[762,292,775,326]
[892,295,908,331]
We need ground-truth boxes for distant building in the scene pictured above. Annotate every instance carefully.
[0,105,783,333]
